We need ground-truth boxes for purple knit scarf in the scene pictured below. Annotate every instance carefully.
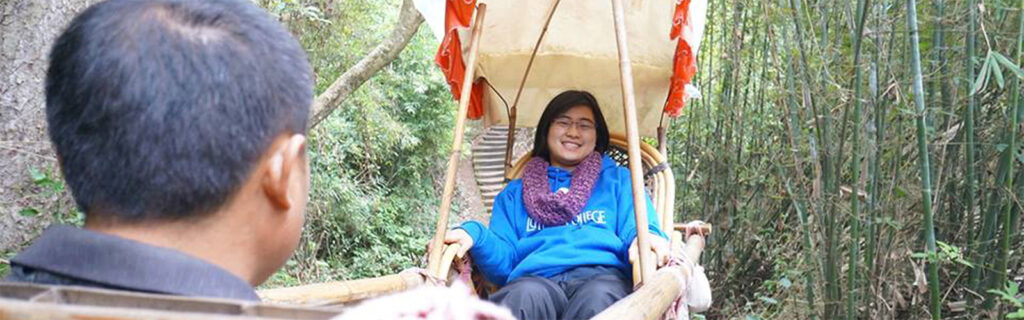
[522,152,603,226]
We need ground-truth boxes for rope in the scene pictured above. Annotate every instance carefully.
[406,268,446,287]
[661,255,692,320]
[644,162,670,180]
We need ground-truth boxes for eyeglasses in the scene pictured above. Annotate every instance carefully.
[552,118,595,132]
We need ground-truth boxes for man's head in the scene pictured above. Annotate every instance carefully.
[46,0,312,284]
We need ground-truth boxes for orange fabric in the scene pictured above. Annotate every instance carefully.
[435,0,484,119]
[664,0,696,118]
[669,0,691,40]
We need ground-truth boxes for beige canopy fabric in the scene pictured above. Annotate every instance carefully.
[419,0,677,137]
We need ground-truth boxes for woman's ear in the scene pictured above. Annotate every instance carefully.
[261,134,306,210]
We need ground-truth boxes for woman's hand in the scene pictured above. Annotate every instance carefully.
[431,228,474,258]
[628,233,671,267]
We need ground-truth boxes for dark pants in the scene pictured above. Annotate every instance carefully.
[489,266,631,320]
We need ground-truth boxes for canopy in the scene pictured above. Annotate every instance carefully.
[415,0,707,137]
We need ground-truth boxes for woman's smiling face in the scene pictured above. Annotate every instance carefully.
[546,105,597,170]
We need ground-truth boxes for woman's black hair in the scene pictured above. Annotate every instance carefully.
[531,90,610,161]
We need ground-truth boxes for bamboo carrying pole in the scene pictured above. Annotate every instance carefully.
[596,231,708,320]
[503,0,562,176]
[604,263,685,320]
[610,0,655,285]
[426,4,487,276]
[258,270,427,306]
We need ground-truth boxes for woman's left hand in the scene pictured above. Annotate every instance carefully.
[628,233,671,267]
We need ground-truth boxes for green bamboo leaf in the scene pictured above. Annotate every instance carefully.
[972,55,992,94]
[986,289,1015,301]
[992,51,1024,79]
[991,56,1006,88]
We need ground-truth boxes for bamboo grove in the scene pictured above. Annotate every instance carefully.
[665,0,1024,318]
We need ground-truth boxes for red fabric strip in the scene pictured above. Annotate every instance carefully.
[435,0,484,119]
[664,0,696,118]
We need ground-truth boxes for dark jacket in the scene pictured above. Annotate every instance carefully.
[5,225,260,301]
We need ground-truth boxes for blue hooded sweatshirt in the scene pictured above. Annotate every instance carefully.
[460,154,667,286]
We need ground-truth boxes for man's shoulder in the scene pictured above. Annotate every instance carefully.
[7,225,259,301]
[6,264,118,289]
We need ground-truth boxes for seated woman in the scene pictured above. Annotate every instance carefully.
[443,90,671,319]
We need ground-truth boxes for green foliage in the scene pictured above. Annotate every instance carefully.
[260,0,332,24]
[910,241,974,268]
[988,282,1024,318]
[972,50,1024,94]
[0,251,14,279]
[22,167,83,226]
[260,0,454,282]
[663,0,1023,318]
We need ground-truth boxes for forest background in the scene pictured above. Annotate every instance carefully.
[1,0,1022,319]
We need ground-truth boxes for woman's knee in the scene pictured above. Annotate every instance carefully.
[572,274,631,301]
[489,277,567,320]
[563,275,632,318]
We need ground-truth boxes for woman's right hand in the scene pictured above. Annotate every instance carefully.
[432,228,474,258]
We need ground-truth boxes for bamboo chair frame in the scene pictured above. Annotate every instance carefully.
[437,134,709,291]
[255,135,709,306]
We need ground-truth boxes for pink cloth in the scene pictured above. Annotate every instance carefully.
[334,281,513,320]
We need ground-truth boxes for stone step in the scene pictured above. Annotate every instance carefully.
[472,151,507,159]
[475,170,505,179]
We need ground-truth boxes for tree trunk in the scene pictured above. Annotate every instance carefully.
[0,0,100,253]
[309,0,424,127]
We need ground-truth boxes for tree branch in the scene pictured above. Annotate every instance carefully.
[310,0,425,127]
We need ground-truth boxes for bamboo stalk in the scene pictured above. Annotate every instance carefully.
[426,4,487,276]
[781,32,821,316]
[1011,0,1024,285]
[906,0,941,317]
[965,0,983,306]
[846,1,871,318]
[787,0,840,315]
[864,0,885,279]
[780,163,820,318]
[610,0,654,285]
[988,1,1023,309]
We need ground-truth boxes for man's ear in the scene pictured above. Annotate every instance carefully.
[262,134,306,210]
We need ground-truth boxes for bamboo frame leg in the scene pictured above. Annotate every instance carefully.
[426,4,488,277]
[610,0,654,285]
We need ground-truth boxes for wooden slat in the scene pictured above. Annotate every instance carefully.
[0,283,339,319]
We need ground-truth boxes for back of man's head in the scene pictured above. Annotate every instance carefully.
[46,0,313,223]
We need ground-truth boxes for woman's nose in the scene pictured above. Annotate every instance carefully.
[566,123,580,137]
